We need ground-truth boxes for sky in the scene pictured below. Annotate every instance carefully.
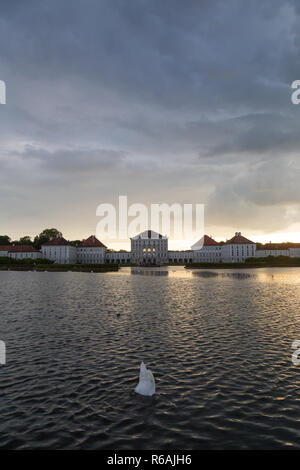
[1,0,300,249]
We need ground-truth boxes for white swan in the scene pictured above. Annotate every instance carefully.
[135,362,155,396]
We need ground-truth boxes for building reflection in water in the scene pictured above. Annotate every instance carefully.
[192,271,256,279]
[131,268,169,276]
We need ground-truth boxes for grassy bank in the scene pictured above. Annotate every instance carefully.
[0,265,119,272]
[185,256,300,269]
[0,257,119,272]
[185,263,263,269]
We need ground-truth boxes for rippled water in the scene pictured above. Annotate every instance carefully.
[0,266,300,449]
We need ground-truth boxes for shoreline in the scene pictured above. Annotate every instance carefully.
[185,263,300,269]
[2,263,300,272]
[0,265,119,273]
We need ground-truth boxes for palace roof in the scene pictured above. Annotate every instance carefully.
[42,236,71,246]
[191,235,219,250]
[78,235,106,248]
[8,245,39,252]
[132,230,166,240]
[225,232,255,245]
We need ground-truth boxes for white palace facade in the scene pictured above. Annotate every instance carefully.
[2,230,300,265]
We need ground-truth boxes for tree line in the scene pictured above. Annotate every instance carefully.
[0,229,81,250]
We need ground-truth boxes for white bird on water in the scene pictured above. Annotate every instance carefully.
[135,362,155,396]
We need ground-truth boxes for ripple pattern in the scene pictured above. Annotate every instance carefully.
[0,267,300,449]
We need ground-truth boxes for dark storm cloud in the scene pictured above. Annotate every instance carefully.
[1,0,300,240]
[9,145,128,173]
[201,112,300,156]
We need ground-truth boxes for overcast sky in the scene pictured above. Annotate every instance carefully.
[1,0,300,249]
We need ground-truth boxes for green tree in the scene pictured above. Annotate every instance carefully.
[33,228,60,249]
[20,236,33,245]
[0,235,11,245]
[70,240,81,246]
[10,236,33,246]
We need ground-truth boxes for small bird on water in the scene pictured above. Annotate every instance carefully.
[135,362,155,396]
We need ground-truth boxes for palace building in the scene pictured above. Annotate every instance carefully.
[41,234,77,264]
[130,230,168,265]
[192,235,222,263]
[77,235,106,264]
[0,245,42,260]
[4,230,299,265]
[39,230,258,264]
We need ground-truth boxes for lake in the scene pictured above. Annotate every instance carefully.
[0,266,299,449]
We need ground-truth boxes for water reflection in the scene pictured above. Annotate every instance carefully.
[1,269,300,449]
[192,271,256,279]
[192,270,219,278]
[131,269,168,276]
[112,266,300,284]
